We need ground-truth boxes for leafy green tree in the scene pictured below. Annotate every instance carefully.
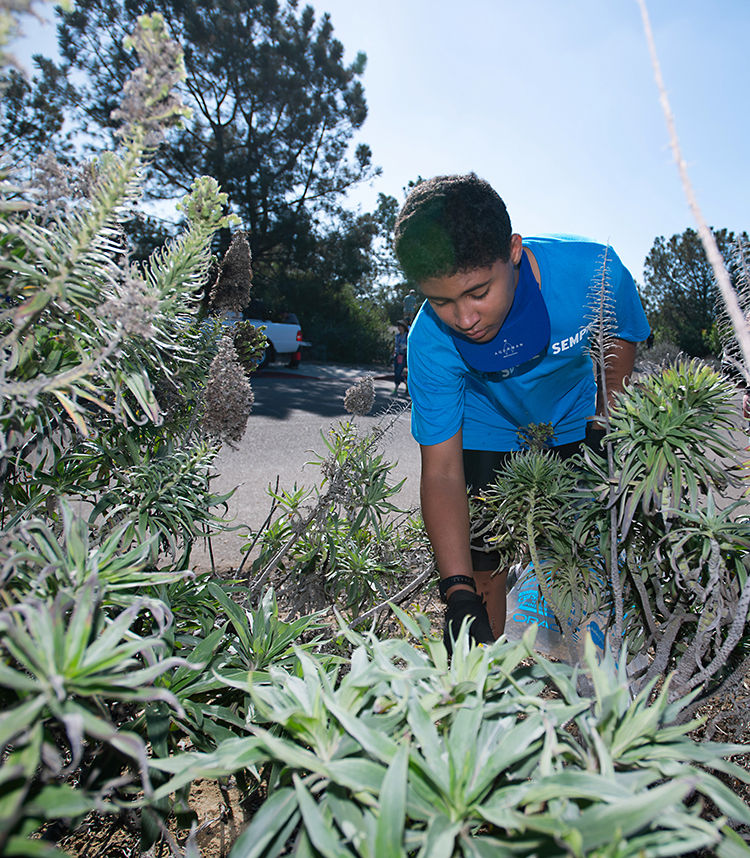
[8,0,395,357]
[643,227,747,356]
[349,191,401,302]
[371,179,429,319]
[250,198,397,361]
[43,0,380,288]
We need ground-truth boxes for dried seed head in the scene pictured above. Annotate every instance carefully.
[344,376,375,416]
[207,231,253,317]
[27,153,98,219]
[201,335,254,444]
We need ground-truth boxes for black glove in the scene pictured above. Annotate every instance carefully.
[443,590,495,654]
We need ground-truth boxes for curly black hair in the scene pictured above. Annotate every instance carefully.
[393,173,512,283]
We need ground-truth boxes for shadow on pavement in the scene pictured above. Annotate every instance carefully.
[249,375,397,421]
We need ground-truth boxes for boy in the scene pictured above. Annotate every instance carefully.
[393,174,650,650]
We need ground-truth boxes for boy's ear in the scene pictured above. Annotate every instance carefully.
[510,233,524,265]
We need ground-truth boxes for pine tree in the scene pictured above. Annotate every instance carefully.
[49,0,379,290]
[643,227,747,356]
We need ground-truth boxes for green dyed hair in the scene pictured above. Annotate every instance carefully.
[393,173,512,283]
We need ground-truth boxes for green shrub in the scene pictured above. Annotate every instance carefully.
[302,286,391,364]
[243,415,423,620]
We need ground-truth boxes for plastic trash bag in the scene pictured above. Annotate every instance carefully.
[504,563,646,678]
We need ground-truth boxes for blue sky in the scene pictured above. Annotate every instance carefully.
[14,0,750,283]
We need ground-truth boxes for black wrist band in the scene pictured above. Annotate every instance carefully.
[438,575,477,602]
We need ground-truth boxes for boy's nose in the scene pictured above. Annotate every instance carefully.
[455,305,480,332]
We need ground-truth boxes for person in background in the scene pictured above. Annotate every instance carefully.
[393,320,409,396]
[403,289,417,325]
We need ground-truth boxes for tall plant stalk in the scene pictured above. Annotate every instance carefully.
[586,244,625,661]
[637,0,750,378]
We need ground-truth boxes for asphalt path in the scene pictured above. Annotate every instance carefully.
[192,363,422,572]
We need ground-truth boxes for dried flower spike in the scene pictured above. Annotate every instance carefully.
[344,376,375,416]
[208,231,253,317]
[202,335,254,444]
[98,275,158,337]
[110,13,191,146]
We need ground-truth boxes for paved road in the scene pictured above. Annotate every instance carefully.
[192,362,422,572]
[193,360,750,573]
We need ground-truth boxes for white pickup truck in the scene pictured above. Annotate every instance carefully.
[244,317,306,369]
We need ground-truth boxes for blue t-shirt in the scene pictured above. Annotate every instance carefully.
[408,235,651,451]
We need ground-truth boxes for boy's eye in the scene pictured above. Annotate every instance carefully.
[472,289,489,300]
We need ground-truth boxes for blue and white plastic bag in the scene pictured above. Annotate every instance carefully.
[504,564,625,668]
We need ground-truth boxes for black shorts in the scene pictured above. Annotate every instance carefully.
[462,436,589,572]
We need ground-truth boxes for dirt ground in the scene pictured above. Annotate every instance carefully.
[54,778,251,858]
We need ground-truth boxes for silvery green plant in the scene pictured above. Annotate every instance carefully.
[629,0,750,721]
[0,10,271,855]
[589,360,750,711]
[242,402,430,623]
[0,490,326,852]
[585,246,629,651]
[0,531,326,854]
[0,8,248,562]
[478,447,588,664]
[0,568,194,854]
[148,619,750,858]
[478,240,750,718]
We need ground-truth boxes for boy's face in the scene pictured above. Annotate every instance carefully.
[419,233,523,343]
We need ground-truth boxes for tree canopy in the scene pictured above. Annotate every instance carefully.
[4,0,401,359]
[642,227,748,357]
[16,1,381,296]
[0,59,76,166]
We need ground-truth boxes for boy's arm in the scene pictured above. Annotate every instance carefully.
[420,430,475,598]
[596,338,636,417]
